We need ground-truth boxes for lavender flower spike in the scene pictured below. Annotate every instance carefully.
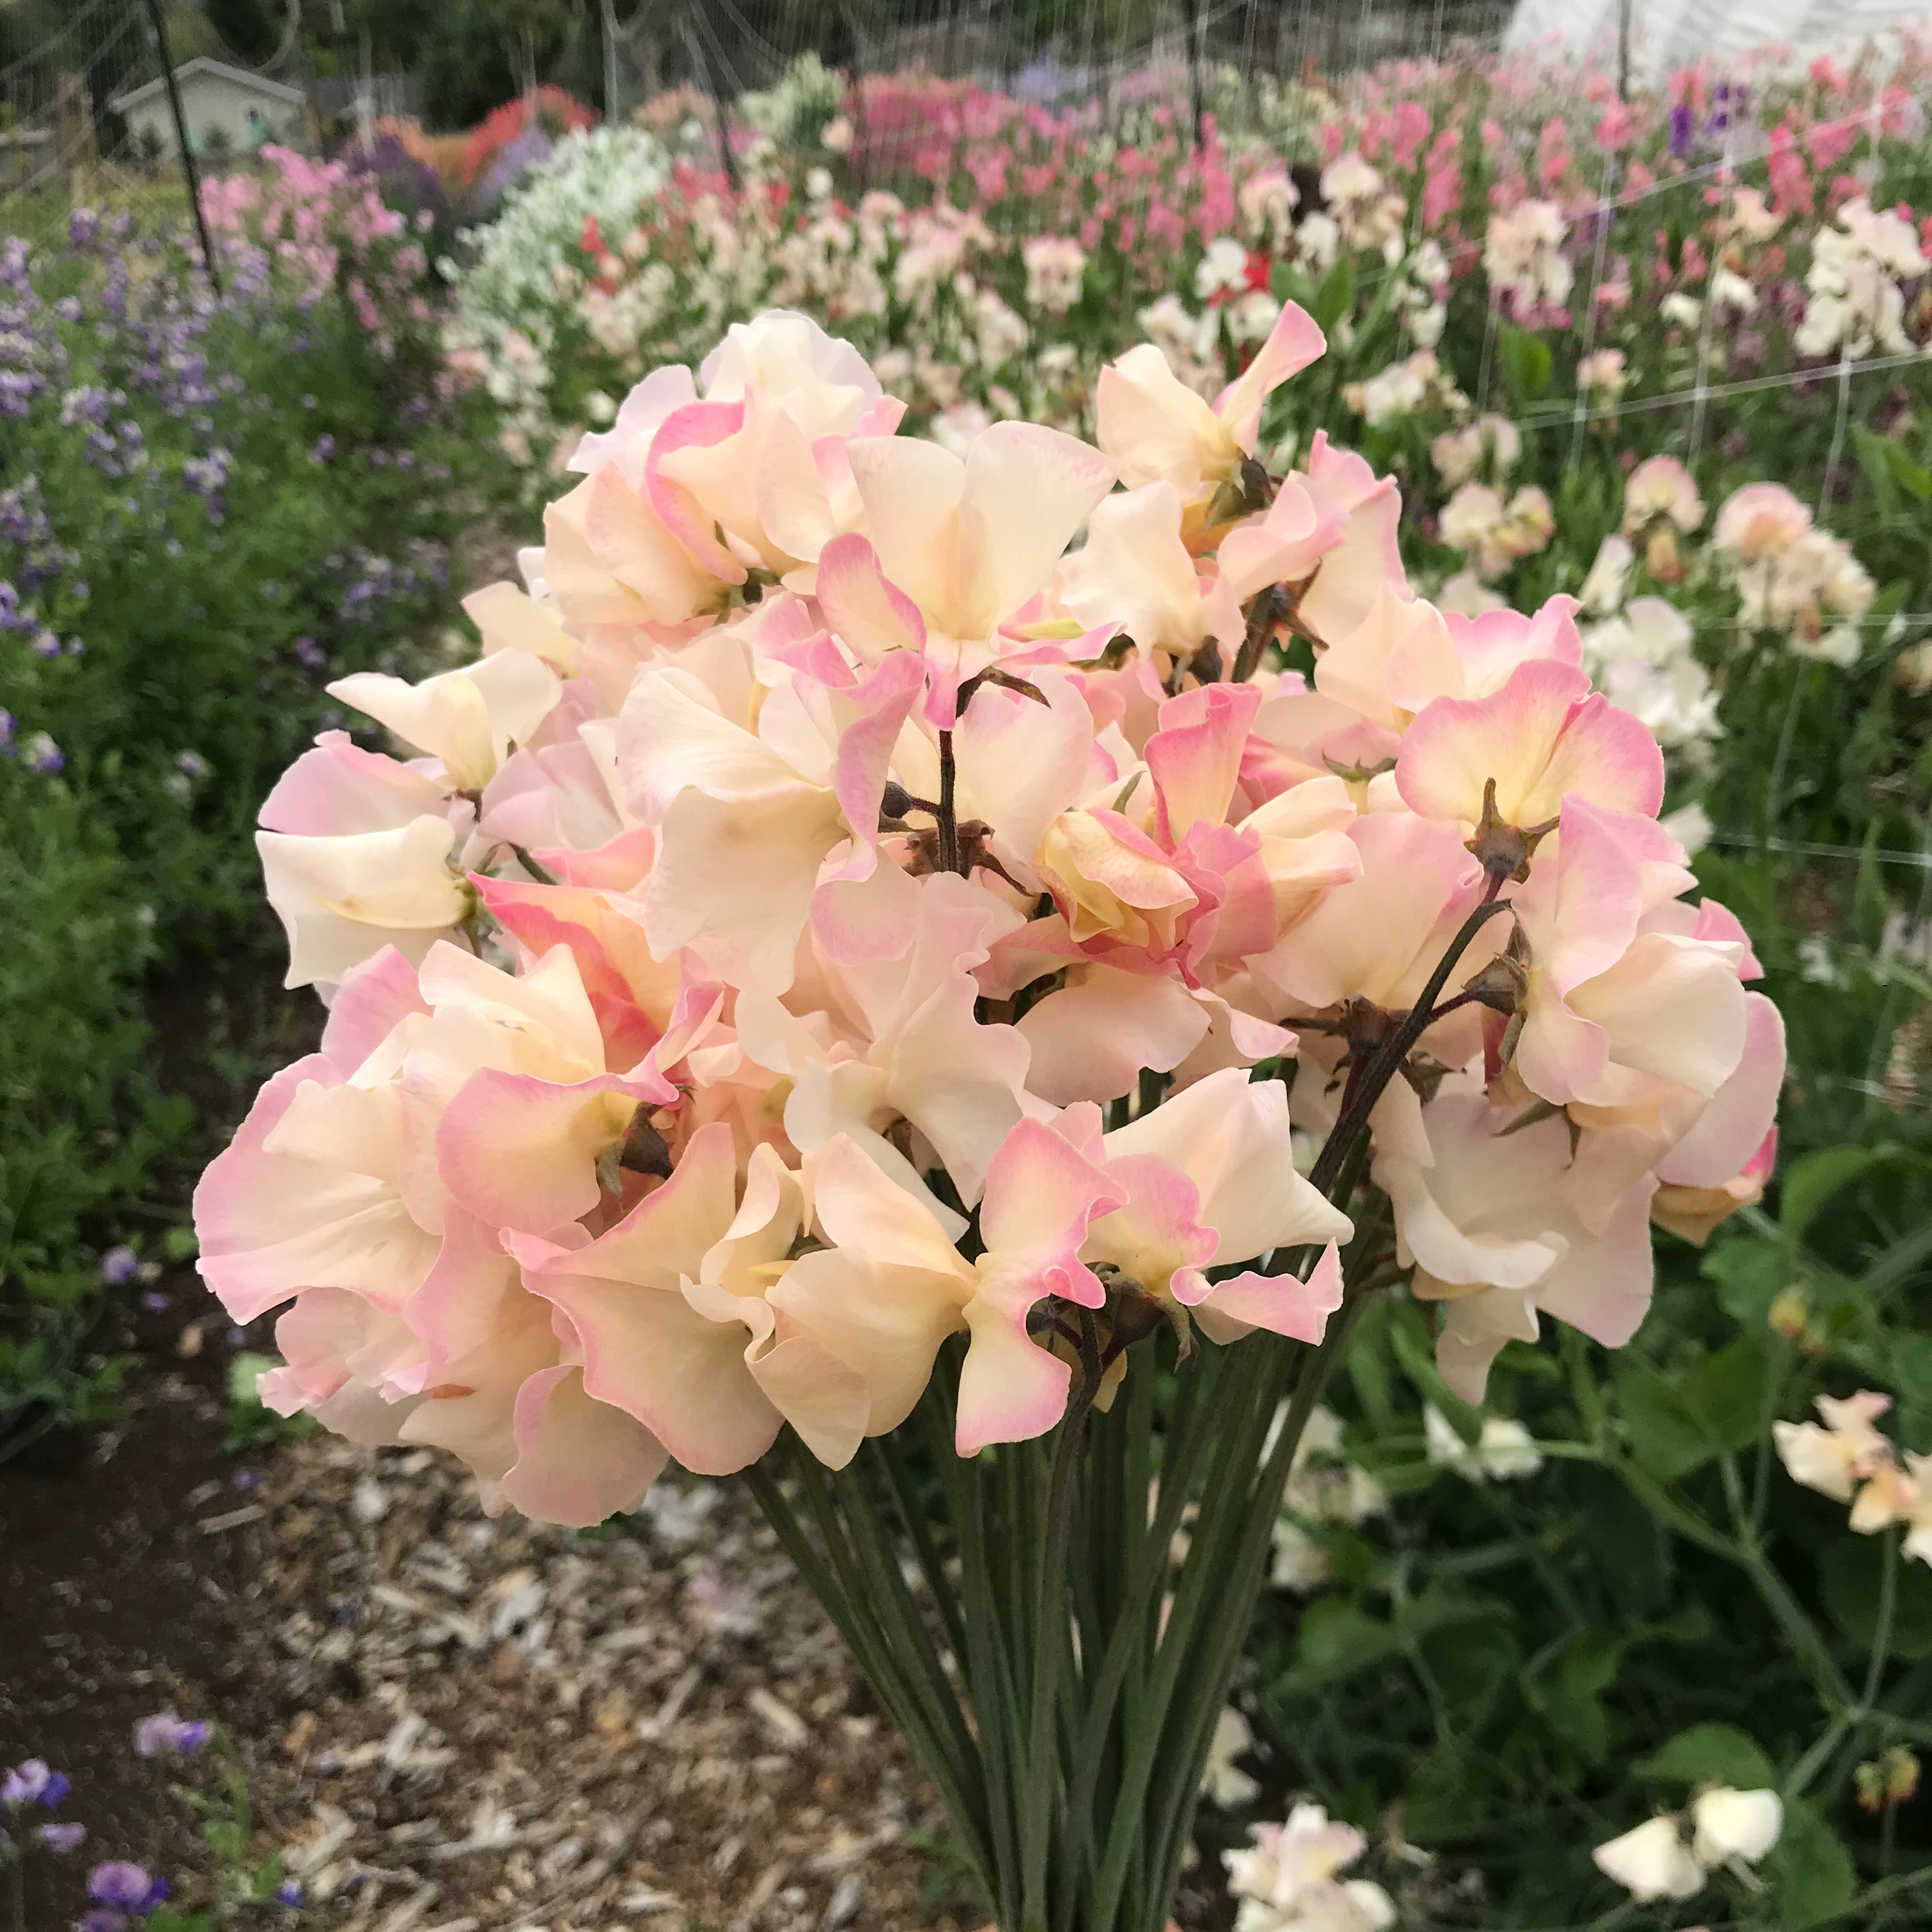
[132,1713,211,1758]
[88,1860,164,1910]
[2,1759,68,1808]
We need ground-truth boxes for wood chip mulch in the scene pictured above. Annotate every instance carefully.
[231,1434,967,1932]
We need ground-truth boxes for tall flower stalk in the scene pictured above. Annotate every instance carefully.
[744,891,1503,1932]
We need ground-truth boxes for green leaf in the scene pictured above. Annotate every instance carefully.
[1292,1599,1401,1685]
[1779,1144,1899,1241]
[1526,1632,1622,1763]
[1499,324,1552,403]
[226,1352,283,1414]
[1854,425,1900,518]
[1633,1722,1775,1789]
[1703,1235,1788,1328]
[1821,1538,1932,1660]
[1400,1744,1492,1842]
[1770,1798,1857,1929]
[1390,1307,1484,1445]
[1886,436,1932,502]
[1309,257,1357,336]
[1674,1336,1781,1456]
[1615,1363,1719,1482]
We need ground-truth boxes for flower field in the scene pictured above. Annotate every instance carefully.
[4,31,1932,1932]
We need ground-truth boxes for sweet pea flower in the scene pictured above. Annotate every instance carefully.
[1064,1068,1352,1349]
[755,1116,1125,1460]
[1377,1088,1658,1401]
[256,732,475,989]
[194,942,675,1450]
[1503,799,1747,1116]
[737,869,1032,1225]
[1851,1454,1932,1563]
[328,648,562,793]
[841,417,1116,701]
[1713,480,1813,560]
[1224,1801,1395,1932]
[1592,1816,1705,1902]
[1395,661,1664,834]
[1690,1787,1783,1867]
[2,1759,68,1808]
[1096,301,1325,496]
[1059,482,1243,670]
[1201,1706,1260,1807]
[619,647,924,992]
[132,1713,211,1758]
[645,310,909,589]
[1423,1404,1543,1480]
[89,1862,167,1911]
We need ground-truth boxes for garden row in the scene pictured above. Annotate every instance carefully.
[0,155,503,1459]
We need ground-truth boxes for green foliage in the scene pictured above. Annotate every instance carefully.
[0,216,504,1452]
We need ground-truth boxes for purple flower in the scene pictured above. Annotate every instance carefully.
[132,1713,210,1758]
[68,208,101,250]
[88,1862,164,1911]
[101,1245,139,1285]
[293,635,325,670]
[1668,100,1694,159]
[0,709,14,755]
[39,1822,88,1851]
[76,1911,128,1932]
[24,732,63,775]
[139,1289,171,1312]
[275,1881,304,1906]
[309,434,335,463]
[3,1761,70,1808]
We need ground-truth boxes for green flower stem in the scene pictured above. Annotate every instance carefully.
[1020,1314,1104,1932]
[871,1433,971,1674]
[1864,1531,1901,1708]
[1145,1291,1377,1931]
[6,1842,25,1932]
[1055,1350,1222,1922]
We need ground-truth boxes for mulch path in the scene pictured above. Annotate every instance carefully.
[4,1311,965,1932]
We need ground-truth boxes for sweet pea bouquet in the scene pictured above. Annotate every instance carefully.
[195,306,1784,1932]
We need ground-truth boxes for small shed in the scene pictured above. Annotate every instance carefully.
[110,57,305,160]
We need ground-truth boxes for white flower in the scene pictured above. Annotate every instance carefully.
[1425,1406,1543,1480]
[1197,235,1253,302]
[1659,801,1714,856]
[1576,348,1628,397]
[1483,199,1574,310]
[1795,933,1846,988]
[1270,1519,1333,1593]
[1592,1816,1705,1902]
[1475,1416,1542,1479]
[1773,1392,1894,1501]
[1202,1706,1262,1807]
[1226,1803,1392,1931]
[1436,569,1506,617]
[1690,1786,1782,1867]
[1577,534,1634,615]
[1585,599,1721,752]
[1295,211,1342,272]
